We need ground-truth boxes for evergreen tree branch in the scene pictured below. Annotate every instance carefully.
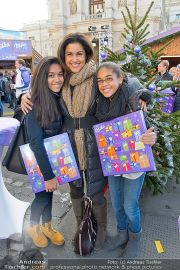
[136,1,154,30]
[125,6,136,34]
[121,11,131,29]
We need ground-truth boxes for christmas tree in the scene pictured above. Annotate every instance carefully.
[103,0,180,193]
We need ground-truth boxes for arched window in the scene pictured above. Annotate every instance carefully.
[89,0,105,15]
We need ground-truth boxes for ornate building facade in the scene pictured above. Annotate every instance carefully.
[164,0,180,29]
[22,0,177,58]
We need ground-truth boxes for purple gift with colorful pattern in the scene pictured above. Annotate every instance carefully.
[93,110,156,177]
[20,133,80,193]
[156,88,176,114]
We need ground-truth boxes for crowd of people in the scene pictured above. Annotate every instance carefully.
[0,69,16,116]
[1,32,179,258]
[0,59,31,117]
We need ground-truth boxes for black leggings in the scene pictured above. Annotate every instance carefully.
[30,191,53,225]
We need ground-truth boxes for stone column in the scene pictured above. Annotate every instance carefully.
[105,0,113,17]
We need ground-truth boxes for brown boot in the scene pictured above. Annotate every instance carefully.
[71,197,83,245]
[41,222,65,246]
[93,198,107,251]
[26,224,48,248]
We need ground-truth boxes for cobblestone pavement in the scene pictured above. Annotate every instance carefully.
[1,154,180,261]
[0,105,180,267]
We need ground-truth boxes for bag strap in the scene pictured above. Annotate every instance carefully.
[82,197,93,219]
[21,114,26,123]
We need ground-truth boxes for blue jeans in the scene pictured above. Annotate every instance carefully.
[108,173,145,233]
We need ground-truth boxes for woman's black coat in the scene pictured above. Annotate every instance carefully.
[60,81,107,196]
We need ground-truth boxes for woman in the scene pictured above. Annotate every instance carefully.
[95,62,156,258]
[57,33,108,250]
[25,56,65,248]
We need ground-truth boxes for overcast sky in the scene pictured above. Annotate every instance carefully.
[0,0,48,30]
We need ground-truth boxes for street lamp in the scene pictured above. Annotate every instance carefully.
[88,25,112,64]
[104,37,109,46]
[92,38,97,47]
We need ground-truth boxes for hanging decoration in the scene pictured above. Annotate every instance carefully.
[134,45,141,54]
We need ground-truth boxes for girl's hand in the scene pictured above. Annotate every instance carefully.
[139,99,147,112]
[140,127,157,146]
[21,93,33,114]
[45,178,58,192]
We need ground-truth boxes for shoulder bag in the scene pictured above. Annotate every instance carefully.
[2,115,28,175]
[74,197,97,256]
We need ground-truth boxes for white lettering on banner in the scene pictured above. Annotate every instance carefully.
[0,41,11,50]
[13,42,27,49]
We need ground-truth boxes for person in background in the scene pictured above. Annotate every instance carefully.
[15,59,31,98]
[0,72,5,116]
[0,96,3,116]
[95,62,156,258]
[25,56,65,248]
[173,64,180,81]
[169,66,177,78]
[5,74,14,109]
[9,70,17,109]
[155,60,173,83]
[4,71,13,104]
[173,64,180,112]
[0,71,8,103]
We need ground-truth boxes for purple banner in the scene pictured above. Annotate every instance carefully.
[0,39,32,60]
[20,133,80,193]
[93,110,156,176]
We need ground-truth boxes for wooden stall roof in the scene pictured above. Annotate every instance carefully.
[144,27,180,45]
[144,27,180,57]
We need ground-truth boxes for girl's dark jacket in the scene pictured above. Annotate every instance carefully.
[25,92,62,181]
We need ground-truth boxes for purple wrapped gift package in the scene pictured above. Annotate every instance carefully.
[93,110,156,177]
[20,133,80,193]
[156,88,176,114]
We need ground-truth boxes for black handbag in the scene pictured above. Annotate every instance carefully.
[74,197,97,256]
[2,115,28,175]
[13,105,25,122]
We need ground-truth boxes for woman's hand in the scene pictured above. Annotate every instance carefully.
[139,99,147,112]
[45,178,58,192]
[21,93,33,114]
[140,127,157,146]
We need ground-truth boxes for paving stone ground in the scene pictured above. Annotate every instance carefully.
[0,105,180,269]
